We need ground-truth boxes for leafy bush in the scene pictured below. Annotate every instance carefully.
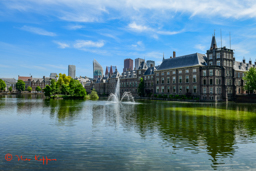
[27,86,32,92]
[157,94,163,98]
[154,94,157,97]
[90,89,99,100]
[175,95,179,99]
[163,94,167,98]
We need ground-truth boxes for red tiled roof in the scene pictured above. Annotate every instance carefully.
[18,76,32,81]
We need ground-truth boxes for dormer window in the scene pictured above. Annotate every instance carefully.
[209,61,213,66]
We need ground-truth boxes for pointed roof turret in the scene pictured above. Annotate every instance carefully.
[162,52,165,62]
[210,34,217,50]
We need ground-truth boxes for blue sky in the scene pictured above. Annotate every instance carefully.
[1,0,256,78]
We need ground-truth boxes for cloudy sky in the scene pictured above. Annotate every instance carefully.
[1,0,256,78]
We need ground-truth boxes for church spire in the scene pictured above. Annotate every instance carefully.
[210,33,217,50]
[162,52,165,62]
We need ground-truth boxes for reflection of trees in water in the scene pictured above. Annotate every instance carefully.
[44,99,84,122]
[99,101,256,169]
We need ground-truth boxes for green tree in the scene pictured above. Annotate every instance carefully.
[90,89,99,100]
[0,79,6,90]
[74,84,87,98]
[61,84,69,95]
[27,86,32,92]
[50,79,57,94]
[36,86,41,92]
[16,80,25,92]
[69,79,79,96]
[243,67,256,94]
[43,85,52,97]
[8,86,12,92]
[137,77,145,97]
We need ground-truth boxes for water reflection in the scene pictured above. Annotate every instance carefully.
[1,96,256,170]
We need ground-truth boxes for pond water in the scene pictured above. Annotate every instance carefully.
[1,95,256,170]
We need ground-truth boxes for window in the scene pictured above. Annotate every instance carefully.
[186,69,189,73]
[215,70,219,76]
[210,79,213,85]
[156,73,159,76]
[186,76,189,83]
[156,86,159,93]
[217,60,220,66]
[209,54,212,59]
[203,70,206,76]
[167,86,170,93]
[209,70,213,76]
[179,76,182,83]
[224,60,226,66]
[167,72,170,75]
[203,79,206,85]
[179,86,182,93]
[167,77,170,84]
[193,69,196,72]
[216,78,218,85]
[173,77,176,83]
[209,61,213,66]
[148,76,150,79]
[139,71,141,74]
[193,86,197,93]
[144,76,147,80]
[162,78,164,84]
[186,86,189,93]
[173,71,176,74]
[161,72,164,75]
[193,75,197,83]
[161,86,164,93]
[224,53,226,58]
[151,76,153,80]
[203,87,206,94]
[156,78,159,84]
[210,87,213,94]
[173,86,176,93]
[217,53,220,58]
[238,73,240,78]
[219,87,221,94]
[179,70,182,74]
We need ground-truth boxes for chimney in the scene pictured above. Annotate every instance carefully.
[243,57,245,63]
[170,56,172,59]
[249,58,252,65]
[173,51,176,58]
[255,60,256,65]
[150,64,153,67]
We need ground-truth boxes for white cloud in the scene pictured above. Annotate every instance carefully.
[195,44,206,52]
[0,64,10,68]
[73,40,105,48]
[128,22,183,37]
[128,22,152,32]
[20,26,56,36]
[65,25,84,30]
[4,0,256,23]
[53,41,69,49]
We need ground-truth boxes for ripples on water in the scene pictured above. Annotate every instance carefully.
[1,94,256,170]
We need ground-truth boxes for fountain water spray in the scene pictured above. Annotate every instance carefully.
[107,78,135,103]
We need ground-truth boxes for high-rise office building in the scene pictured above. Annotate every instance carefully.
[135,58,145,70]
[50,73,57,78]
[68,65,76,78]
[146,60,155,67]
[123,58,133,72]
[93,59,104,79]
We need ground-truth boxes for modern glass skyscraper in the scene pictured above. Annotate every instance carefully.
[135,58,145,70]
[68,65,76,78]
[93,59,104,79]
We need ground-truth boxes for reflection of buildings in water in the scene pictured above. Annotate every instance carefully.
[130,102,256,168]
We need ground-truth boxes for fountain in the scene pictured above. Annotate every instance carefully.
[107,78,135,103]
